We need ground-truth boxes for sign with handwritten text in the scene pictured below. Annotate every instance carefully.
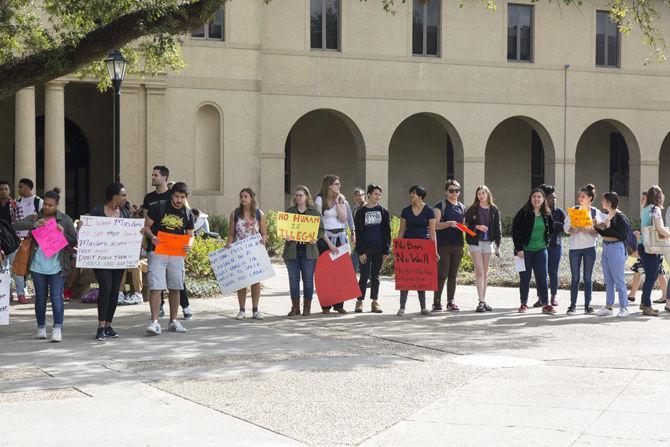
[314,250,360,307]
[0,270,9,325]
[154,232,191,257]
[32,218,68,258]
[393,238,437,291]
[567,207,593,227]
[76,217,145,269]
[209,234,275,295]
[276,211,320,243]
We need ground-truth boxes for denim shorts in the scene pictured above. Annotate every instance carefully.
[147,252,185,291]
[468,241,494,254]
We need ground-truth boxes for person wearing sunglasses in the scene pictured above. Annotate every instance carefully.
[432,180,466,312]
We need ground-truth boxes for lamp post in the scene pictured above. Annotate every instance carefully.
[105,50,127,182]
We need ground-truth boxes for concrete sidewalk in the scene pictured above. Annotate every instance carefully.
[2,265,670,446]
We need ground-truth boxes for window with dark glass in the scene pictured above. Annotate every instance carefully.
[507,4,533,62]
[412,0,440,56]
[191,6,224,40]
[311,0,340,50]
[610,133,629,196]
[531,130,544,188]
[596,11,620,67]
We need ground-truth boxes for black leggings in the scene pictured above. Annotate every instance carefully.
[358,251,383,300]
[94,268,124,323]
[161,285,190,308]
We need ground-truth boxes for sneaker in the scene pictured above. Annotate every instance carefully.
[235,310,245,320]
[17,294,29,304]
[95,328,106,341]
[596,307,613,317]
[63,288,72,300]
[396,308,405,316]
[542,305,556,315]
[628,295,636,302]
[371,300,383,313]
[355,300,363,313]
[336,307,348,315]
[321,308,331,314]
[642,307,659,317]
[617,308,630,318]
[566,306,576,316]
[585,306,595,314]
[420,309,431,316]
[483,302,492,311]
[532,300,543,308]
[476,302,486,313]
[518,304,528,313]
[159,305,165,318]
[104,326,119,338]
[35,328,47,339]
[128,292,144,304]
[146,321,162,335]
[252,311,264,320]
[665,305,670,313]
[51,328,62,342]
[432,300,443,312]
[183,307,193,321]
[446,301,460,312]
[550,298,559,307]
[168,320,187,333]
[117,292,126,305]
[653,297,667,304]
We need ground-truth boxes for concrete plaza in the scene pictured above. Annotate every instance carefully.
[2,264,670,446]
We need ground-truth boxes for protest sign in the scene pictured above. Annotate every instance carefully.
[76,217,145,269]
[276,211,320,242]
[154,232,191,257]
[393,238,437,291]
[209,234,275,295]
[329,243,350,261]
[0,270,9,325]
[314,249,360,307]
[456,223,476,237]
[567,208,593,227]
[32,218,68,258]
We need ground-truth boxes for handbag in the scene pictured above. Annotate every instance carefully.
[641,225,670,255]
[11,236,33,276]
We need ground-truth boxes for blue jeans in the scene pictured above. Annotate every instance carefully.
[32,271,65,329]
[519,249,548,305]
[547,245,562,297]
[639,244,661,307]
[569,247,596,307]
[601,242,628,309]
[285,253,316,300]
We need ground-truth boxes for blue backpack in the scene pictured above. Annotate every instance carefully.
[621,214,638,255]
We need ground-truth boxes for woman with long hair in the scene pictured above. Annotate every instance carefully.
[564,184,599,316]
[464,185,501,312]
[536,184,566,308]
[512,188,554,313]
[282,185,321,317]
[226,188,268,320]
[314,174,355,314]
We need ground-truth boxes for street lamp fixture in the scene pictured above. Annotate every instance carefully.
[105,50,127,182]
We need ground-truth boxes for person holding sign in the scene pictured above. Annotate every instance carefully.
[227,188,268,320]
[464,185,501,312]
[86,182,134,341]
[512,188,554,314]
[354,184,391,313]
[14,188,76,342]
[564,184,599,316]
[144,182,194,335]
[314,175,356,314]
[396,185,437,316]
[432,179,466,312]
[282,185,321,317]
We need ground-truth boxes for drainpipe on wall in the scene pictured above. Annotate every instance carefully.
[563,64,570,210]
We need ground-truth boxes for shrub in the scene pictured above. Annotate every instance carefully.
[264,210,285,256]
[501,215,514,237]
[208,214,229,238]
[185,236,227,278]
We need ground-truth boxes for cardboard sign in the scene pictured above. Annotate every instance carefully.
[314,250,361,307]
[393,238,437,291]
[154,231,191,257]
[0,270,9,325]
[276,211,320,242]
[32,218,68,258]
[567,208,593,227]
[456,223,476,237]
[329,243,350,261]
[209,234,275,295]
[76,217,145,268]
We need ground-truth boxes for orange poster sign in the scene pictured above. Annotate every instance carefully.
[154,231,191,257]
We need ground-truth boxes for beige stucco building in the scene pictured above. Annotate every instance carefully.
[2,0,670,219]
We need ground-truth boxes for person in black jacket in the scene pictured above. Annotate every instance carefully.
[512,188,554,314]
[535,184,567,308]
[464,185,501,312]
[354,184,391,313]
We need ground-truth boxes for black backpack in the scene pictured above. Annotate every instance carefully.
[0,220,20,256]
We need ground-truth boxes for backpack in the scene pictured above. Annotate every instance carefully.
[621,214,638,255]
[0,220,21,256]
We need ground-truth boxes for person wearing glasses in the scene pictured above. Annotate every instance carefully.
[432,180,466,312]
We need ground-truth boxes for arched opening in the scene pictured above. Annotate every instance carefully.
[194,104,222,191]
[484,116,555,215]
[575,119,640,216]
[284,109,365,206]
[660,133,670,197]
[388,113,464,215]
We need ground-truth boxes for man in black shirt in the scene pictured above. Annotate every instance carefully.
[142,165,171,217]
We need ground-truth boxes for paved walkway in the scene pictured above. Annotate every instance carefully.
[2,265,670,446]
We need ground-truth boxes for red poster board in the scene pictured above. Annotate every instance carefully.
[314,251,361,307]
[393,238,437,291]
[154,232,191,257]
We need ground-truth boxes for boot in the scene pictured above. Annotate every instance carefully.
[371,300,383,313]
[302,299,312,316]
[355,300,363,313]
[287,299,301,316]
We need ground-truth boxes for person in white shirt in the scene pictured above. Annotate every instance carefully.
[13,178,43,304]
[192,209,211,236]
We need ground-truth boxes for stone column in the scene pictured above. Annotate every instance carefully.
[14,87,36,192]
[44,81,67,211]
[462,156,485,201]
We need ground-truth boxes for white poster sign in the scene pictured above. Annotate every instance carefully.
[0,270,10,325]
[76,216,145,269]
[209,234,275,295]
